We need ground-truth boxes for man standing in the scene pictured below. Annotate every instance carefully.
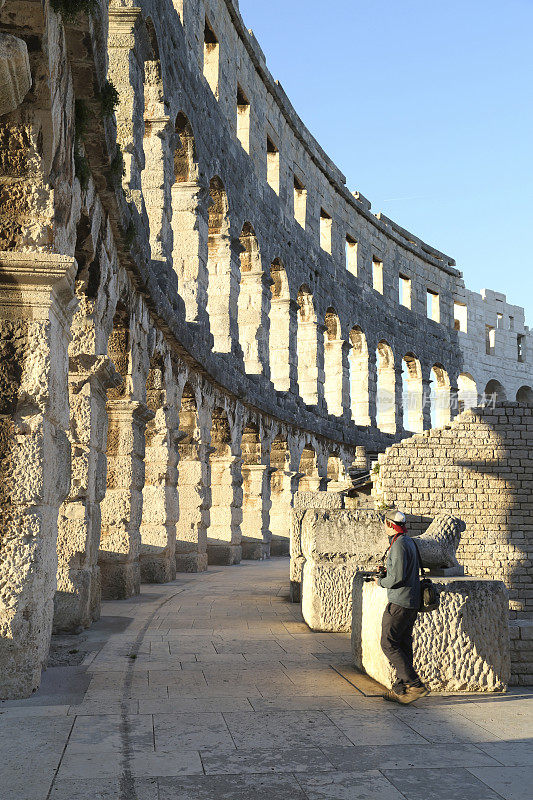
[375,509,429,704]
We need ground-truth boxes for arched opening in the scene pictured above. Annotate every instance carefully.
[238,223,266,374]
[207,177,235,352]
[269,435,292,555]
[175,384,208,573]
[297,285,318,406]
[140,354,177,584]
[430,364,451,427]
[298,444,320,491]
[401,353,423,433]
[174,112,196,183]
[170,114,204,321]
[327,454,347,491]
[349,326,370,426]
[241,423,269,559]
[269,259,291,391]
[484,379,507,404]
[517,385,533,403]
[458,373,478,412]
[208,406,241,564]
[376,340,396,434]
[323,308,343,416]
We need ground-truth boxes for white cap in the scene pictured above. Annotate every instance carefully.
[384,509,406,525]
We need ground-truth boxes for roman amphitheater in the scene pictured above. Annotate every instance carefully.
[1,0,532,709]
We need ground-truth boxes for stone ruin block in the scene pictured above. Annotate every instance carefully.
[300,509,387,631]
[352,576,510,692]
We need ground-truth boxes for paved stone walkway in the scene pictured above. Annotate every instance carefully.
[2,559,532,800]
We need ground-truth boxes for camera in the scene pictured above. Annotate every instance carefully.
[363,565,386,583]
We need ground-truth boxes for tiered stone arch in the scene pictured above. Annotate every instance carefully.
[484,379,507,403]
[516,385,533,403]
[298,443,321,491]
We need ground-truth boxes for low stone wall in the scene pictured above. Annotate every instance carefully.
[372,402,533,684]
[352,577,510,693]
[300,508,387,631]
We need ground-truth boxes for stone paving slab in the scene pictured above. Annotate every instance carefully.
[3,559,533,800]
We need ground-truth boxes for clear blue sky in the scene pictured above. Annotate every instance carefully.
[239,0,533,324]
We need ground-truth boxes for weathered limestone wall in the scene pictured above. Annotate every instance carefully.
[0,252,76,697]
[352,578,510,693]
[373,402,533,683]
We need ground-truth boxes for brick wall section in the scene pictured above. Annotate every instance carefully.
[372,402,533,684]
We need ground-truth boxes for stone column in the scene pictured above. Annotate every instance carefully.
[54,355,120,633]
[324,336,344,416]
[269,296,291,391]
[139,400,179,585]
[241,464,271,559]
[422,376,433,430]
[175,441,210,573]
[367,346,378,428]
[99,399,154,599]
[143,112,173,265]
[449,382,460,420]
[238,267,267,375]
[171,182,209,323]
[0,252,76,699]
[270,469,298,556]
[207,454,243,565]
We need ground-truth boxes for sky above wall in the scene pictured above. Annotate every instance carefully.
[239,0,533,325]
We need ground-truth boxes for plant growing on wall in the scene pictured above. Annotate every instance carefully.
[50,0,99,22]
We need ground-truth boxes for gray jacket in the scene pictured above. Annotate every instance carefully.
[379,534,420,609]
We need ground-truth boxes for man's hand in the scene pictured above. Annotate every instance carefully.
[373,575,381,584]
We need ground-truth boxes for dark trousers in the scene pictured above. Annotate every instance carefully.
[381,602,421,692]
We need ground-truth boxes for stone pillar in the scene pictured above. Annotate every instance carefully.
[143,112,173,266]
[270,469,298,556]
[324,336,344,416]
[449,383,460,420]
[207,454,243,565]
[99,400,154,599]
[241,464,271,559]
[238,267,268,375]
[422,376,433,430]
[0,30,31,116]
[367,346,378,429]
[54,355,120,633]
[0,252,76,699]
[207,229,237,354]
[175,441,210,573]
[171,182,208,323]
[269,296,291,391]
[139,394,179,585]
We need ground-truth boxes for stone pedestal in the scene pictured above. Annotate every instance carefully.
[0,252,76,698]
[241,463,270,559]
[352,577,510,692]
[99,399,154,599]
[54,354,120,633]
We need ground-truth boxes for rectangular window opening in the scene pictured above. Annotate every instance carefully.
[346,236,358,276]
[399,273,411,309]
[236,85,250,152]
[372,258,383,294]
[266,136,279,194]
[486,324,496,355]
[509,316,515,331]
[453,301,468,333]
[518,334,525,362]
[320,209,332,254]
[427,289,440,322]
[497,312,504,329]
[293,175,307,228]
[203,18,219,96]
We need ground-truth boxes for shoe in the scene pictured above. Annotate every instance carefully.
[382,689,411,705]
[406,684,430,701]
